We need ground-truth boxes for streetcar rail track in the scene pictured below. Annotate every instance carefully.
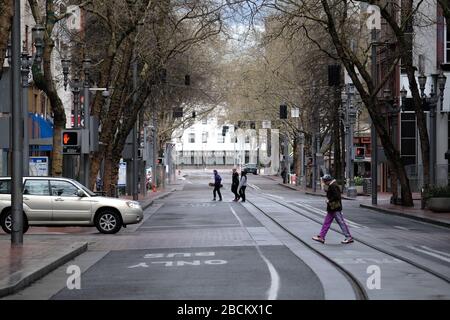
[245,198,369,300]
[247,190,450,287]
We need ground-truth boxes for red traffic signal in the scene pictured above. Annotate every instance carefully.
[62,131,78,146]
[355,147,365,159]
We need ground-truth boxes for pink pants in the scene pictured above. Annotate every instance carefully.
[319,211,352,239]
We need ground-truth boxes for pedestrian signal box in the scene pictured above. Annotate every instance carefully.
[62,130,81,154]
[355,147,365,160]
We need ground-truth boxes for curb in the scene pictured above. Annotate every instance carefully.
[0,242,88,298]
[279,183,357,201]
[360,204,450,228]
[139,189,176,210]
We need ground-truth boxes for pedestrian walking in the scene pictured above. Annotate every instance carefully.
[231,168,240,201]
[281,167,287,184]
[212,169,222,201]
[312,174,354,244]
[238,171,247,202]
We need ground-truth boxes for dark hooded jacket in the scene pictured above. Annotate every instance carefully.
[326,180,342,212]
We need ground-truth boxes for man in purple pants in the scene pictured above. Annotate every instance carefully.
[312,174,354,244]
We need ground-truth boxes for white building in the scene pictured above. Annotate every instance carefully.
[172,107,278,171]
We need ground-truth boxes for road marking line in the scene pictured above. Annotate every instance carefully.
[420,246,450,258]
[229,204,279,300]
[267,194,284,200]
[407,246,450,263]
[249,183,261,190]
[393,226,410,231]
[140,224,240,229]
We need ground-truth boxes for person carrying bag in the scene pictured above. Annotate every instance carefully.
[312,174,354,244]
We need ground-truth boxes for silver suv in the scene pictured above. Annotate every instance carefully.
[0,177,143,234]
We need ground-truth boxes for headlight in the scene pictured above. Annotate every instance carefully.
[126,201,141,209]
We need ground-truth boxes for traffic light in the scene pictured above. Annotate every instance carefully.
[355,147,365,159]
[328,64,341,87]
[62,131,78,146]
[157,157,164,165]
[61,130,81,154]
[280,104,288,119]
[185,74,190,86]
[192,111,196,118]
[173,107,183,118]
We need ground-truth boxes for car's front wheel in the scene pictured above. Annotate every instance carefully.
[95,210,122,234]
[0,210,29,234]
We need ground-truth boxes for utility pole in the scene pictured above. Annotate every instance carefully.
[11,0,23,245]
[132,59,138,200]
[371,28,378,205]
[82,58,91,187]
[21,48,31,176]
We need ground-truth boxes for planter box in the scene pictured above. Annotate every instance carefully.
[355,185,364,195]
[427,197,450,212]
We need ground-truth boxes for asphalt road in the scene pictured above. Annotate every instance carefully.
[3,169,450,300]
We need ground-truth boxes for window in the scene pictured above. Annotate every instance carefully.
[400,113,416,166]
[217,134,224,143]
[23,180,50,196]
[447,21,450,63]
[188,133,195,143]
[50,180,79,197]
[202,132,208,143]
[0,180,11,194]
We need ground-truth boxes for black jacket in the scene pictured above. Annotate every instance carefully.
[232,172,240,189]
[326,181,342,212]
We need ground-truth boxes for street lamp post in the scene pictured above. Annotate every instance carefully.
[383,88,401,204]
[82,58,91,187]
[414,70,447,187]
[21,46,32,177]
[10,0,23,245]
[345,84,357,198]
[10,15,44,245]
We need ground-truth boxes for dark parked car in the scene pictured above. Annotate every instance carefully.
[242,163,258,175]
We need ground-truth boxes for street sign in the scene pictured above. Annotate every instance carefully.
[29,157,48,176]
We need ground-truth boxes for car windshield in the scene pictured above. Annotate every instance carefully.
[70,179,97,196]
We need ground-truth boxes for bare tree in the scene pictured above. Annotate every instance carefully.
[0,0,13,79]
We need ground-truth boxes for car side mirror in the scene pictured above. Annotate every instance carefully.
[76,190,85,197]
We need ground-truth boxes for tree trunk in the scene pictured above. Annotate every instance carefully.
[0,0,13,79]
[32,39,66,176]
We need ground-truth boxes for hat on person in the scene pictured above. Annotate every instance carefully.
[322,174,332,182]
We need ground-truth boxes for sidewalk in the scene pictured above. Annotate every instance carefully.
[0,186,177,298]
[0,240,87,298]
[261,174,450,228]
[119,186,177,210]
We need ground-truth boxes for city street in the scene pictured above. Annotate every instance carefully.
[2,169,449,300]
